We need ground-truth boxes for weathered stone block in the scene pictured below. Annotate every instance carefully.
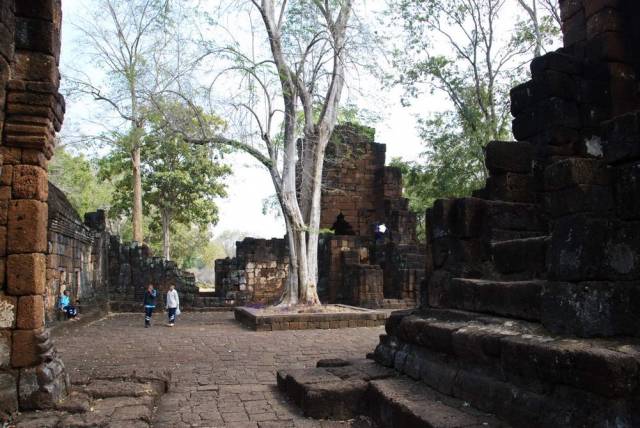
[0,200,8,225]
[586,7,624,39]
[0,292,17,328]
[562,8,586,45]
[15,0,56,20]
[12,165,47,200]
[0,164,12,186]
[549,216,640,281]
[513,98,580,140]
[21,149,48,169]
[614,162,640,219]
[8,199,47,253]
[0,371,19,416]
[7,253,46,296]
[12,51,57,83]
[486,173,534,202]
[559,0,583,22]
[0,186,11,200]
[15,17,55,54]
[0,330,11,368]
[17,295,44,329]
[545,184,614,218]
[542,281,640,337]
[544,158,610,191]
[492,236,548,275]
[11,329,40,368]
[0,147,22,165]
[485,141,533,174]
[586,31,630,63]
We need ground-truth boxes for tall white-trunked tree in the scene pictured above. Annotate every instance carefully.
[176,0,354,305]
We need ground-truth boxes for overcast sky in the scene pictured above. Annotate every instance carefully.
[59,0,536,240]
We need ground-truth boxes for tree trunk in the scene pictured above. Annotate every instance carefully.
[161,209,171,260]
[131,144,144,243]
[282,215,299,305]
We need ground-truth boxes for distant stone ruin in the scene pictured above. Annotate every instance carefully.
[214,238,289,306]
[215,124,426,309]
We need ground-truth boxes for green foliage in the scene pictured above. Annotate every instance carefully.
[98,101,231,259]
[387,0,560,229]
[49,147,113,217]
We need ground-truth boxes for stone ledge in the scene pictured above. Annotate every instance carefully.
[234,304,387,331]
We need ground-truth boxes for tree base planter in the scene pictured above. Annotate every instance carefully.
[234,305,387,331]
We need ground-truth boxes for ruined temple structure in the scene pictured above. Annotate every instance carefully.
[278,1,640,426]
[214,238,289,306]
[215,124,426,308]
[46,182,210,318]
[318,124,426,308]
[370,1,640,426]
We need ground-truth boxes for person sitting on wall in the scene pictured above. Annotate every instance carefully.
[59,290,79,321]
[331,212,355,235]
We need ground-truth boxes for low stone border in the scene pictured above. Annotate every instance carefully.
[234,304,387,331]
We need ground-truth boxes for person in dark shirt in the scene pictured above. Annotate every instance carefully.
[143,284,158,328]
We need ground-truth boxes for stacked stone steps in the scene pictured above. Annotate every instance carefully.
[366,377,507,428]
[374,309,640,427]
[442,278,543,321]
[277,359,507,427]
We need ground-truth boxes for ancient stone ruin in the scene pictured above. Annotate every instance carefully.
[47,182,211,318]
[216,124,426,309]
[0,0,70,414]
[278,1,640,426]
[214,238,289,306]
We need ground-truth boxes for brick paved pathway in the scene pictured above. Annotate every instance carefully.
[55,312,384,427]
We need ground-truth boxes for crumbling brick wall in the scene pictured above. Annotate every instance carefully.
[45,183,109,323]
[214,238,288,306]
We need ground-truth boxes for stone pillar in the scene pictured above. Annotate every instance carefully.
[0,0,68,416]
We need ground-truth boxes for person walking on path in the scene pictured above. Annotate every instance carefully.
[165,285,180,327]
[143,284,158,328]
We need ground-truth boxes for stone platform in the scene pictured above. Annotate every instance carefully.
[234,305,387,331]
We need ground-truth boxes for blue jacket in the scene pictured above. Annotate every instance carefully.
[59,294,70,309]
[143,289,158,307]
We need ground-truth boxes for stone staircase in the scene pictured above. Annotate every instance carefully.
[374,308,640,427]
[277,358,506,428]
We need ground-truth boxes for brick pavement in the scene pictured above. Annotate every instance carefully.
[54,312,384,427]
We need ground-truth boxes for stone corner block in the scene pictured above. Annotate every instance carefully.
[8,199,47,254]
[11,328,41,368]
[7,253,46,296]
[12,164,48,200]
[17,294,44,329]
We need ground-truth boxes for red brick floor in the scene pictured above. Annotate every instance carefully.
[55,311,384,427]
